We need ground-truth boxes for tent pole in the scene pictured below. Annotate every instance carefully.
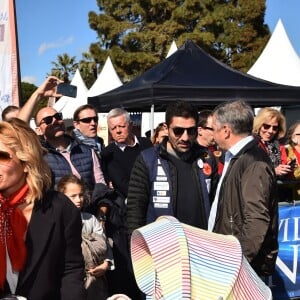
[150,104,154,135]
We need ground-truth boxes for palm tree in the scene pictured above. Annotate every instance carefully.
[49,53,78,83]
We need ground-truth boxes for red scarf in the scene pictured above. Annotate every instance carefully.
[0,184,29,290]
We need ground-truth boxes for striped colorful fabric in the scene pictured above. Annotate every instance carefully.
[130,216,272,300]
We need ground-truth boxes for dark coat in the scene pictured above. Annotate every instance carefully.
[13,191,86,300]
[126,139,215,234]
[213,138,278,276]
[101,137,153,198]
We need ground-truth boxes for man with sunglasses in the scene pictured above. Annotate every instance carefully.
[73,104,105,157]
[127,101,211,236]
[196,110,220,203]
[35,107,105,190]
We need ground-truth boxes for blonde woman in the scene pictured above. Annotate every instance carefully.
[0,119,85,299]
[253,107,292,177]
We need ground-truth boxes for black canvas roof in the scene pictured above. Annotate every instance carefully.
[89,40,300,112]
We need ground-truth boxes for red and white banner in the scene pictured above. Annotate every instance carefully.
[0,0,20,114]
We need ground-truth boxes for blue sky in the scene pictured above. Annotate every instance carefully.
[15,0,300,86]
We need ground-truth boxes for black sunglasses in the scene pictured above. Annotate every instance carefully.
[0,150,13,164]
[39,112,63,126]
[262,123,279,131]
[171,126,197,136]
[77,116,99,124]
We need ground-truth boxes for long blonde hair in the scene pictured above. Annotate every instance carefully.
[0,119,51,202]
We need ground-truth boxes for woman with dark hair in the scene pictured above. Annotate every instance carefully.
[285,121,300,199]
[150,122,168,144]
[0,119,85,300]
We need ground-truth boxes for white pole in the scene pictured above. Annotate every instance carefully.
[150,104,154,135]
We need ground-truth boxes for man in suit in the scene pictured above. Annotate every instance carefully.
[208,100,278,276]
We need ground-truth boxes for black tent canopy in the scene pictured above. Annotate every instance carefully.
[88,40,300,112]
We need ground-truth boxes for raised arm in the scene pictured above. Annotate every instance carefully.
[17,76,63,123]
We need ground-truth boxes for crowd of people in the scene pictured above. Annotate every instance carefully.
[0,75,297,299]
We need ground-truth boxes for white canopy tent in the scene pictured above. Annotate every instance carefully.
[53,69,88,119]
[87,56,123,97]
[166,40,178,58]
[248,19,300,86]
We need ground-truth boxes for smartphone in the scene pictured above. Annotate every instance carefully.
[57,83,77,98]
[289,158,297,166]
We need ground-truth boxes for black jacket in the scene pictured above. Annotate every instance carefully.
[101,137,153,198]
[3,191,86,300]
[126,139,217,234]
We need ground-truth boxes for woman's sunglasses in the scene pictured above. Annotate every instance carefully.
[171,126,197,136]
[262,123,279,131]
[39,112,63,126]
[0,150,13,164]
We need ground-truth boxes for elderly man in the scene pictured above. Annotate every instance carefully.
[101,107,153,198]
[100,107,152,299]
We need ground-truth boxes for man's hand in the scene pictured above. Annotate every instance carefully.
[36,76,64,98]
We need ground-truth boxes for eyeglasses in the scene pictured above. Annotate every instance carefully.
[204,126,214,131]
[77,116,98,123]
[0,150,13,164]
[171,126,197,136]
[262,123,279,131]
[39,112,63,126]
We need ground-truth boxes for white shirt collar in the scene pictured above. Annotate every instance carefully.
[228,135,254,157]
[115,135,139,151]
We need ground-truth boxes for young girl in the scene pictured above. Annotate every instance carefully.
[57,174,114,300]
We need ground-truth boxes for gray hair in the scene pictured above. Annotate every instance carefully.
[107,108,131,124]
[213,100,254,136]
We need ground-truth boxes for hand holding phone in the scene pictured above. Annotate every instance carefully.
[57,83,77,98]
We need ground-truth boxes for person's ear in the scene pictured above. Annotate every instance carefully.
[197,127,202,136]
[223,125,231,138]
[35,126,42,135]
[73,120,80,129]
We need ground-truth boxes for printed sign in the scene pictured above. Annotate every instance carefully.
[272,202,300,299]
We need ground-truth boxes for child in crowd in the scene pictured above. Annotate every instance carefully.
[57,174,114,300]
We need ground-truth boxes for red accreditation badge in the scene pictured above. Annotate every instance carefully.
[203,162,212,176]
